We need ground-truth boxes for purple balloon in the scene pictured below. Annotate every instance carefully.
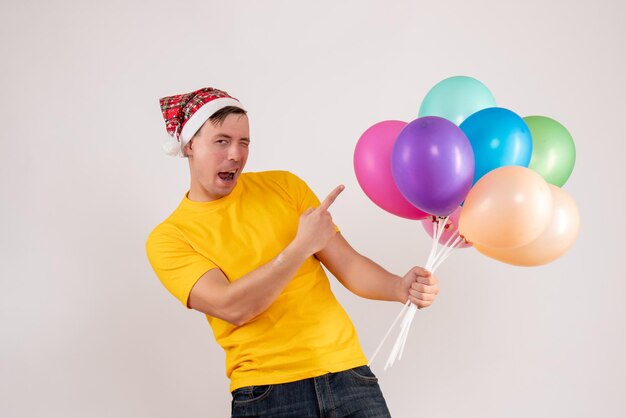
[391,116,475,216]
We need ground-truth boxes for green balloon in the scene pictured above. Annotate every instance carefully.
[524,116,576,187]
[418,76,496,125]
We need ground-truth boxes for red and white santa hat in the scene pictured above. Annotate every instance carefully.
[159,87,245,157]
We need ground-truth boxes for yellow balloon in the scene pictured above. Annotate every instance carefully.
[459,166,553,248]
[473,185,579,266]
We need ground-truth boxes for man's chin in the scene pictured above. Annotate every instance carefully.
[189,180,237,202]
[212,177,238,196]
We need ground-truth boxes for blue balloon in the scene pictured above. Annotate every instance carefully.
[460,108,532,185]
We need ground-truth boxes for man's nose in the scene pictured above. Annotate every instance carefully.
[228,144,242,161]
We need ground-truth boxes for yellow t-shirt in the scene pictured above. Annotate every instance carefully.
[146,170,367,391]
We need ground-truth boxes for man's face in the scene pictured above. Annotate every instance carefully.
[185,113,250,201]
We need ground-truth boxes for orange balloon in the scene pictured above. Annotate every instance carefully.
[473,185,579,266]
[459,166,553,248]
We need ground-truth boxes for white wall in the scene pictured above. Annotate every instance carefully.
[1,1,624,417]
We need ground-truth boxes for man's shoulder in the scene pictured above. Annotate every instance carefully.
[241,171,311,205]
[145,196,190,246]
[243,170,298,181]
[147,212,185,238]
[145,219,185,260]
[243,170,306,188]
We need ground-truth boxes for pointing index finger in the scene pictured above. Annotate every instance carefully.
[319,185,344,211]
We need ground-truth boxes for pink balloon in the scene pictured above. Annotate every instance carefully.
[420,206,472,248]
[354,121,428,220]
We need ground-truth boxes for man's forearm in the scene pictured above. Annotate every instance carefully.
[222,240,310,325]
[316,234,406,303]
[339,254,405,302]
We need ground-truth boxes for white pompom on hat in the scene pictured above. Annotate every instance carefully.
[159,87,245,157]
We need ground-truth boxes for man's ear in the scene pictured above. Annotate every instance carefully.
[183,138,193,157]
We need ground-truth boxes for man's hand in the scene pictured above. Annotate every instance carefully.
[293,185,344,257]
[399,267,439,309]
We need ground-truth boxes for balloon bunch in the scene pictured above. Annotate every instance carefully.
[354,76,579,369]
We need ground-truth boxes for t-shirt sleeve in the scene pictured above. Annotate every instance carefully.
[146,224,218,308]
[283,171,340,232]
[286,172,322,214]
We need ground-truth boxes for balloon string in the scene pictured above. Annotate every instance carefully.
[437,236,463,268]
[435,216,450,245]
[431,230,460,269]
[398,303,418,361]
[440,229,460,252]
[425,218,441,270]
[386,217,443,366]
[385,304,415,370]
[368,300,411,366]
[385,216,447,368]
[432,236,463,272]
[426,216,448,270]
[386,217,449,368]
[396,230,455,363]
[372,215,462,370]
[395,236,451,366]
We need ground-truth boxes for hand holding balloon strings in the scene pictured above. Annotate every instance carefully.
[369,215,466,370]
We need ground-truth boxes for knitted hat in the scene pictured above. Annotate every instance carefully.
[159,87,245,157]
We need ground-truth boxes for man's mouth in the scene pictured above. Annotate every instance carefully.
[217,169,237,182]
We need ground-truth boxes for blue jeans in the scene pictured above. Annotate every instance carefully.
[230,365,391,417]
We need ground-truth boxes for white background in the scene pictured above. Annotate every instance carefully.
[1,1,624,417]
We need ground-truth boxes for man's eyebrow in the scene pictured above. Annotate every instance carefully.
[213,133,233,139]
[212,133,250,141]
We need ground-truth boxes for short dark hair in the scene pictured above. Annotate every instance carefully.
[208,106,247,126]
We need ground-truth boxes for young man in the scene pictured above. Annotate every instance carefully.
[146,87,439,417]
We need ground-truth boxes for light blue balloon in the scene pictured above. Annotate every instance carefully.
[460,107,533,185]
[419,76,496,125]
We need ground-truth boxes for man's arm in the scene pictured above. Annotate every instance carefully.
[316,233,439,308]
[188,185,345,326]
